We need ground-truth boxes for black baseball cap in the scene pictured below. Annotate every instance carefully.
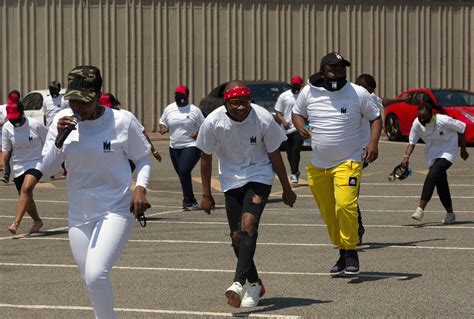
[320,52,351,71]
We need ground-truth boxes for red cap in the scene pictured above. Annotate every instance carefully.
[6,104,21,120]
[175,85,189,96]
[99,93,112,108]
[291,75,304,86]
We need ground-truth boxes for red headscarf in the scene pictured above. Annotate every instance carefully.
[223,87,251,102]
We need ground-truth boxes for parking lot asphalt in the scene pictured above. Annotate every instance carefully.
[0,139,473,318]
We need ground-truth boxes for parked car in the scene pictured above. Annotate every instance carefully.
[199,80,291,117]
[21,89,66,124]
[384,88,474,143]
[199,80,311,148]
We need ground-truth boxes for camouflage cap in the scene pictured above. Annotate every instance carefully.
[64,65,103,102]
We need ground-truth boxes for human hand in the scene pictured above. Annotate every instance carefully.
[200,194,215,214]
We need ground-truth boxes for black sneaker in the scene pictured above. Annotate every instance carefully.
[182,199,188,209]
[1,175,9,184]
[344,250,360,275]
[330,249,346,277]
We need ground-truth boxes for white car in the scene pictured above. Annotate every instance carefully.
[22,89,66,124]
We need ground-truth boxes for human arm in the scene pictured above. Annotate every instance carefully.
[131,155,152,217]
[276,111,291,130]
[268,150,297,207]
[382,93,412,107]
[459,133,469,160]
[142,131,161,162]
[364,117,382,164]
[200,152,215,214]
[401,143,416,167]
[292,113,311,139]
[40,117,67,176]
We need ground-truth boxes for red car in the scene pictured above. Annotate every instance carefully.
[384,88,474,143]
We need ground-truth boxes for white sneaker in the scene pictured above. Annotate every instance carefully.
[442,213,456,224]
[225,282,244,308]
[184,202,200,211]
[241,282,262,307]
[411,207,424,221]
[290,174,298,184]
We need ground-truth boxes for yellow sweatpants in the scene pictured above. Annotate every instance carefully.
[307,160,362,250]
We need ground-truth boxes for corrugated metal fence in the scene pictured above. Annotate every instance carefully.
[1,0,473,130]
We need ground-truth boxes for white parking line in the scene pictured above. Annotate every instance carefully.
[0,262,414,280]
[16,237,474,250]
[0,303,301,318]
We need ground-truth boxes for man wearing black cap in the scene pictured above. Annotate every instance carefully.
[292,52,382,276]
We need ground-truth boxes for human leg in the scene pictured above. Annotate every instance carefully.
[70,213,134,319]
[9,170,43,234]
[177,146,201,208]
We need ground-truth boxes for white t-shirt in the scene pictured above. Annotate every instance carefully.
[2,117,48,178]
[121,109,145,132]
[293,82,380,169]
[274,89,299,134]
[159,102,205,148]
[41,94,70,127]
[361,92,384,147]
[0,104,6,139]
[41,107,151,227]
[195,104,287,192]
[409,114,466,167]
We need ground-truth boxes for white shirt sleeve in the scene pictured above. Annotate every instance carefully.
[408,119,421,145]
[360,90,380,121]
[440,116,466,134]
[274,94,285,113]
[2,126,12,152]
[159,107,169,127]
[125,117,151,163]
[40,124,66,176]
[37,122,49,145]
[195,119,217,155]
[293,86,309,119]
[134,156,152,188]
[196,108,205,127]
[263,119,288,153]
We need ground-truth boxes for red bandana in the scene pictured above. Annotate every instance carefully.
[224,87,251,102]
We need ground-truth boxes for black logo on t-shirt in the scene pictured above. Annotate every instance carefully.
[439,131,444,136]
[341,107,347,114]
[29,136,33,141]
[103,141,112,152]
[250,136,257,145]
[348,177,357,186]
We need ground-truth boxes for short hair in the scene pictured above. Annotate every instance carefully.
[355,74,377,91]
[417,102,433,113]
[49,80,61,89]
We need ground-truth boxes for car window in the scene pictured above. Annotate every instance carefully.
[22,93,44,111]
[433,91,474,107]
[246,83,291,102]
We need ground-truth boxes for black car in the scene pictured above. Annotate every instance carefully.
[199,80,291,117]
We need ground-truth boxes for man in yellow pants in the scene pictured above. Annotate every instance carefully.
[292,52,382,276]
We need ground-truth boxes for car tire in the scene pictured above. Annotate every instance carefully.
[385,114,402,141]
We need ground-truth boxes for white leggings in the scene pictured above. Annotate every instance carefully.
[69,213,134,319]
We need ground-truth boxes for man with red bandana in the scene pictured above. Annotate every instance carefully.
[196,80,297,308]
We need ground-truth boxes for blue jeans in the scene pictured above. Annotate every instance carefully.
[169,146,201,204]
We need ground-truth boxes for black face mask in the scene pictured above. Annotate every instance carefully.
[175,97,188,107]
[10,118,24,127]
[291,86,301,94]
[322,76,347,92]
[419,117,432,126]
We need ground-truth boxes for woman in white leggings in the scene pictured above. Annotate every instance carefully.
[41,65,152,318]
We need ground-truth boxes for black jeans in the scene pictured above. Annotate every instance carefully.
[286,131,303,175]
[224,182,272,284]
[169,146,201,204]
[421,158,453,209]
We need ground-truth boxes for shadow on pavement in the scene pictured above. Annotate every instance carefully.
[233,297,331,316]
[359,238,446,251]
[346,271,423,284]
